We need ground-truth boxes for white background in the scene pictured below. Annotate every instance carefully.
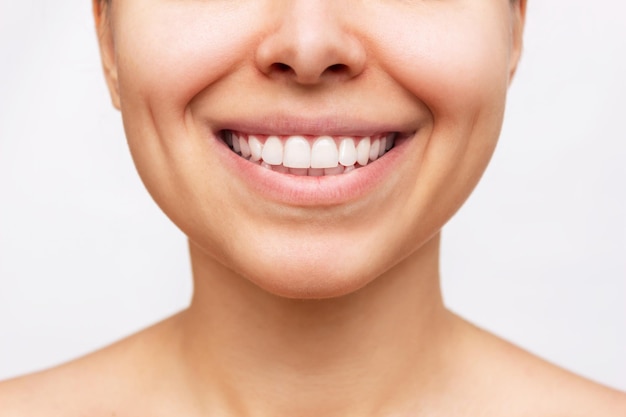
[0,1,624,390]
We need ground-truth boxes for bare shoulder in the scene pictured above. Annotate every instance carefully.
[0,362,95,416]
[455,317,626,417]
[0,315,183,417]
[518,358,626,416]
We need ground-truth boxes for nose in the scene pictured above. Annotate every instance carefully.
[255,1,366,85]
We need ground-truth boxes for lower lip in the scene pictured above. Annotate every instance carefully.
[216,134,413,206]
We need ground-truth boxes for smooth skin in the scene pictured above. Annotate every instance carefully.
[1,0,625,415]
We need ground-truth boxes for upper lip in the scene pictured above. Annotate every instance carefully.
[214,115,417,137]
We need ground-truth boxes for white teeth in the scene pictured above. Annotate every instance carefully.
[385,134,394,151]
[283,136,311,169]
[226,131,396,175]
[249,135,263,161]
[356,137,371,166]
[239,136,251,158]
[311,136,339,169]
[369,139,380,161]
[262,136,283,165]
[232,133,241,153]
[338,137,358,167]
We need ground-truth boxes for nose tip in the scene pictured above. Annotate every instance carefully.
[255,5,366,85]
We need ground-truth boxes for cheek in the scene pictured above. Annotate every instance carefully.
[365,6,513,243]
[113,2,264,109]
[379,19,510,119]
[109,2,267,239]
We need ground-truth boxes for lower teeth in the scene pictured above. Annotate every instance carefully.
[257,161,362,176]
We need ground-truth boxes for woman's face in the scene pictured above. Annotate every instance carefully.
[96,0,525,298]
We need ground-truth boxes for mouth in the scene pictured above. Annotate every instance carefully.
[219,130,397,176]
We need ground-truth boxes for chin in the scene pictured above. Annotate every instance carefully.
[245,267,376,300]
[234,239,384,300]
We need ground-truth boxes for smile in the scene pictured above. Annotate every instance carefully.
[222,130,397,176]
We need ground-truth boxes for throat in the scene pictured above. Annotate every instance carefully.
[180,237,449,417]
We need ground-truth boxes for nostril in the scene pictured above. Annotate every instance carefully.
[263,61,356,84]
[272,63,292,73]
[327,64,347,73]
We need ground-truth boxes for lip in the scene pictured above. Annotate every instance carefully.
[211,117,417,207]
[213,115,411,138]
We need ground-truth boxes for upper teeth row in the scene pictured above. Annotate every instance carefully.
[224,131,395,169]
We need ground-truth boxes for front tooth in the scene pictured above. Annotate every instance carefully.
[369,139,380,161]
[356,137,371,166]
[311,136,339,168]
[339,137,357,166]
[283,136,311,168]
[262,136,283,165]
[249,135,263,161]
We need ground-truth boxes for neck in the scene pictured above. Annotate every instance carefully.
[178,234,453,417]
